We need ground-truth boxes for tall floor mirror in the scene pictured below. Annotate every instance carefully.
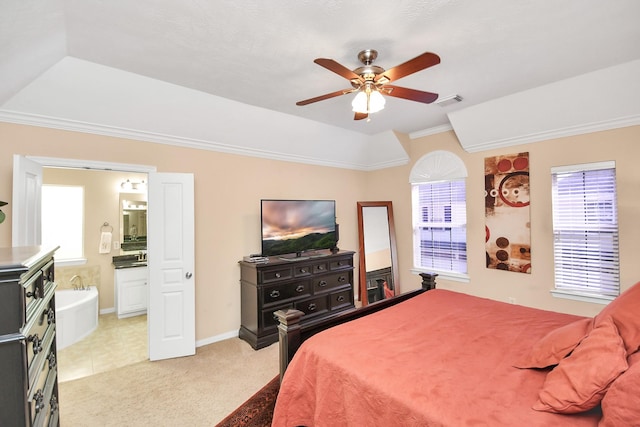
[357,201,399,306]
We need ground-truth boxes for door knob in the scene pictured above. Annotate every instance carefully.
[185,272,193,279]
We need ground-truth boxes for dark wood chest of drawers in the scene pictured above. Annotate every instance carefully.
[0,246,60,427]
[239,250,355,349]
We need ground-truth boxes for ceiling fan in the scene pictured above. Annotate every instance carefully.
[296,49,440,121]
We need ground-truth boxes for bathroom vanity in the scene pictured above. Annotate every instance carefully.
[113,260,148,319]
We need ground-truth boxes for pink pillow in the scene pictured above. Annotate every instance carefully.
[533,316,628,414]
[599,351,640,427]
[595,280,640,354]
[514,317,592,368]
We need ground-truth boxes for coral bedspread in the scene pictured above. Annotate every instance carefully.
[272,289,602,426]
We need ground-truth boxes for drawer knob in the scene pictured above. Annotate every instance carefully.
[50,395,59,412]
[299,268,307,274]
[337,295,345,302]
[269,290,281,299]
[26,288,43,299]
[318,280,327,287]
[275,273,281,278]
[308,303,317,311]
[48,352,57,369]
[338,276,346,283]
[296,285,305,293]
[46,307,55,324]
[29,334,43,354]
[34,390,45,413]
[317,266,324,270]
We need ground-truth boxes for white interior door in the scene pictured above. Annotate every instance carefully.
[147,172,195,361]
[12,155,43,246]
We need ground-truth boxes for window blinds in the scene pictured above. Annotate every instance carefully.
[412,180,467,273]
[551,162,619,297]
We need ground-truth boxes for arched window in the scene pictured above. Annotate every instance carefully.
[410,151,468,280]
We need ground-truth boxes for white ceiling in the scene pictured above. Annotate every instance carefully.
[1,1,639,168]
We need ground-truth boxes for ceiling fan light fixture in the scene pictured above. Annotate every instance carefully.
[351,89,385,114]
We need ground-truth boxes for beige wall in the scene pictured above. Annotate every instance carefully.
[365,126,640,318]
[1,122,638,342]
[0,122,366,342]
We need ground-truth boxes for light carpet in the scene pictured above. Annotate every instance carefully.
[58,338,279,427]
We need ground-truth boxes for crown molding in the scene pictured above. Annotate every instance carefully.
[458,114,640,153]
[0,110,393,171]
[409,123,453,140]
[407,114,640,151]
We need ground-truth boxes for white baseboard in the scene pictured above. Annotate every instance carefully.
[196,330,239,348]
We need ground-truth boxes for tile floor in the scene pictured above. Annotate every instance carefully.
[57,313,148,383]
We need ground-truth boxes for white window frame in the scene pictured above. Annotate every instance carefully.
[550,161,619,304]
[410,151,469,282]
[42,184,86,265]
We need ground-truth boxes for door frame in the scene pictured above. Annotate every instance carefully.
[23,156,159,353]
[27,156,157,174]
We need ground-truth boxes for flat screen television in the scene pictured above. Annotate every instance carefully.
[261,199,337,258]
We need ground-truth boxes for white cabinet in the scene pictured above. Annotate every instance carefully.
[115,266,148,318]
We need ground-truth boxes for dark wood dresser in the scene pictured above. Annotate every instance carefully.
[0,246,60,427]
[239,250,355,349]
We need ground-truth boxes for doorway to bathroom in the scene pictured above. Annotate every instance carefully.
[41,166,149,382]
[13,155,196,380]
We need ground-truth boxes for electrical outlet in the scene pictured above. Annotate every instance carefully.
[508,297,516,304]
[113,241,120,250]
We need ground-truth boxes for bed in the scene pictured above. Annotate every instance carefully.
[272,279,640,427]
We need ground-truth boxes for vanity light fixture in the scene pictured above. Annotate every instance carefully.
[121,179,133,191]
[120,179,147,192]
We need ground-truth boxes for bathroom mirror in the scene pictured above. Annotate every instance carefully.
[357,201,399,306]
[120,193,147,252]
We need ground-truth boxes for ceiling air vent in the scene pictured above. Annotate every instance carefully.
[435,94,463,107]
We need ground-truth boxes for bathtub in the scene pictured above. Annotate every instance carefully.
[55,286,99,350]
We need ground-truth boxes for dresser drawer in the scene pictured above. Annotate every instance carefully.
[261,280,311,306]
[24,270,45,325]
[30,363,57,427]
[310,260,329,274]
[25,286,56,393]
[259,266,293,283]
[41,259,55,285]
[330,288,353,310]
[261,302,293,333]
[329,256,353,271]
[294,295,329,318]
[292,264,312,278]
[312,272,351,293]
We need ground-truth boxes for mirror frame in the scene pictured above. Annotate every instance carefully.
[357,201,399,306]
[119,192,148,253]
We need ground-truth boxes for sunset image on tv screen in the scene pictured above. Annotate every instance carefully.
[261,200,336,256]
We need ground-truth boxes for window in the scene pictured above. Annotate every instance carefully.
[42,185,84,261]
[412,180,468,275]
[551,162,619,300]
[410,150,468,279]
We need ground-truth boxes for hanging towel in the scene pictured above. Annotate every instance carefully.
[99,231,112,254]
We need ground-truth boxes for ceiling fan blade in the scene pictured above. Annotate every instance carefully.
[296,88,353,106]
[314,58,363,82]
[354,112,368,121]
[375,52,440,83]
[383,85,439,104]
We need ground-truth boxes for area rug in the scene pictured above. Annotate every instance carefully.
[216,375,280,427]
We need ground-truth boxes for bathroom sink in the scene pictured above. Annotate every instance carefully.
[112,257,147,269]
[129,261,148,267]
